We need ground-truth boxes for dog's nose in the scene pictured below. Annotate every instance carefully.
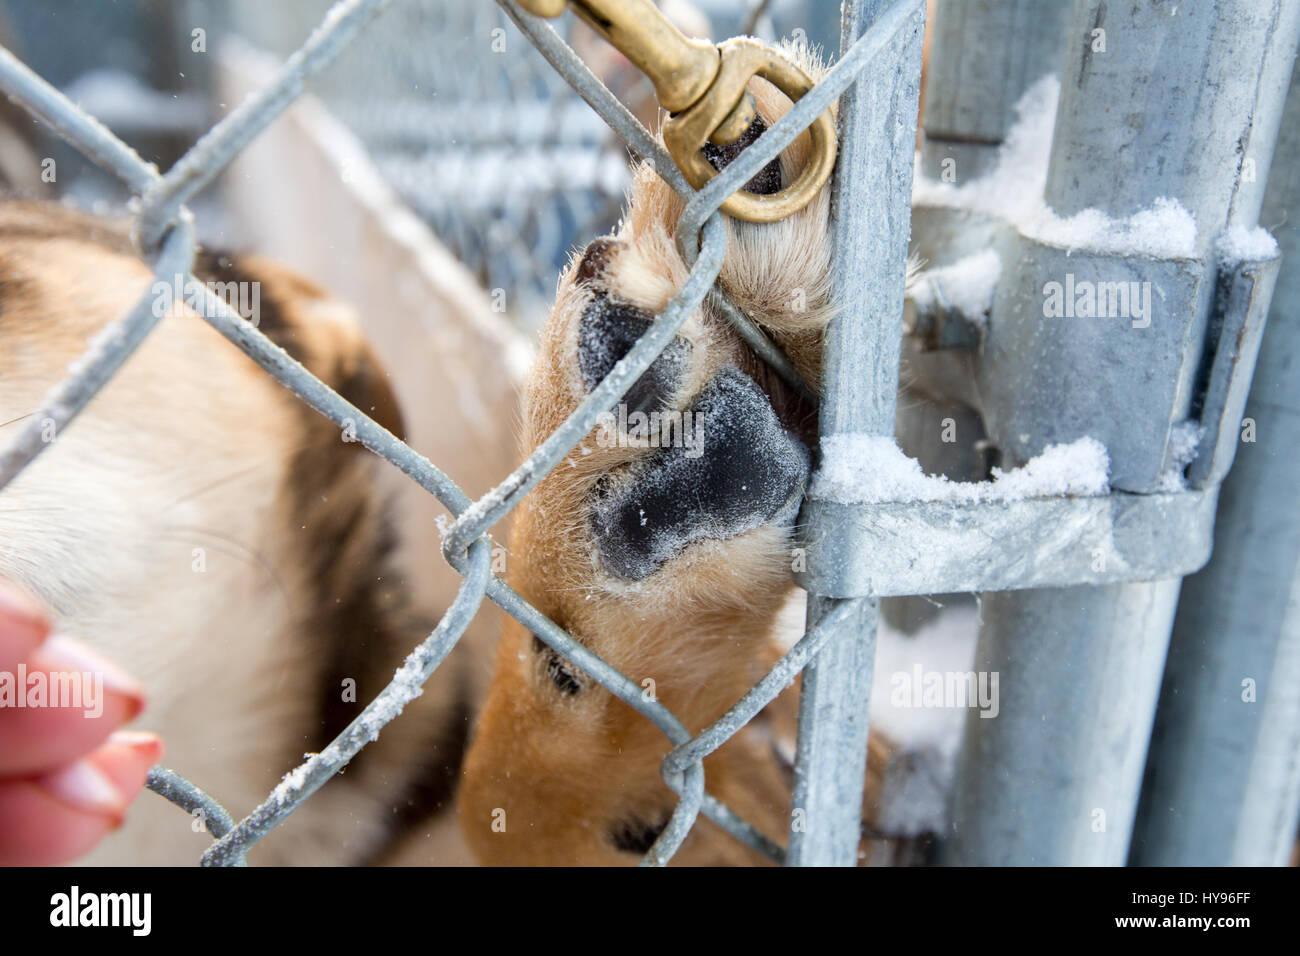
[579,293,692,417]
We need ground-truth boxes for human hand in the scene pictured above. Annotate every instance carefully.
[0,581,161,865]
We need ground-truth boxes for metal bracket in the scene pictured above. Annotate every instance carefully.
[904,203,1283,500]
[1187,251,1282,488]
[795,487,1218,599]
[976,230,1213,494]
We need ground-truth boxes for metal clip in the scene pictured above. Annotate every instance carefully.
[516,0,836,223]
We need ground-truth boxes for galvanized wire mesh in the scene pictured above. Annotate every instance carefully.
[215,0,842,328]
[307,0,621,324]
[222,0,635,326]
[0,0,920,866]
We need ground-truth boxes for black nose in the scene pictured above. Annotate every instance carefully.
[578,293,691,417]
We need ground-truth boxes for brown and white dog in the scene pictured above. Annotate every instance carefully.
[0,201,477,865]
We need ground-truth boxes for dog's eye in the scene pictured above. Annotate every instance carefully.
[609,814,669,854]
[531,634,582,696]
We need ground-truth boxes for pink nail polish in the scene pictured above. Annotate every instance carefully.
[39,636,146,715]
[38,759,125,820]
[106,730,164,763]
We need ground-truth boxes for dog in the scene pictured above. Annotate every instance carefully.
[458,43,896,866]
[0,201,483,865]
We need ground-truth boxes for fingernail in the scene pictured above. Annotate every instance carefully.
[106,730,164,764]
[0,580,47,639]
[38,759,126,822]
[39,636,146,718]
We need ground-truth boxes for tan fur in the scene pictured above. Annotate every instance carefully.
[459,45,893,865]
[0,202,472,865]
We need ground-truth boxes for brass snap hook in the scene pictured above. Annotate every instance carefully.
[662,37,835,222]
[516,0,837,223]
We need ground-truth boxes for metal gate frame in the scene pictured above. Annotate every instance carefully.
[0,0,1295,867]
[899,0,1300,866]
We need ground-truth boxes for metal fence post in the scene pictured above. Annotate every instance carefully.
[918,0,1069,182]
[890,0,1069,633]
[1132,41,1300,866]
[786,0,925,867]
[942,0,1300,866]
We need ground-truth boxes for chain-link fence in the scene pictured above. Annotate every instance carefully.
[213,0,842,327]
[234,0,626,325]
[3,0,1297,868]
[0,0,927,866]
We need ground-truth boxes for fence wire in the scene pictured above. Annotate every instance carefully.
[0,0,916,866]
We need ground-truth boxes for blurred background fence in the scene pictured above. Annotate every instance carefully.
[0,0,838,325]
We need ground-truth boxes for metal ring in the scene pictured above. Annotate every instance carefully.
[663,37,837,223]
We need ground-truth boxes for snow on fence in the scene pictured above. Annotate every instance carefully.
[905,0,1300,867]
[1,0,1297,867]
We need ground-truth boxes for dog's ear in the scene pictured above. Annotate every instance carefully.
[192,249,405,441]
